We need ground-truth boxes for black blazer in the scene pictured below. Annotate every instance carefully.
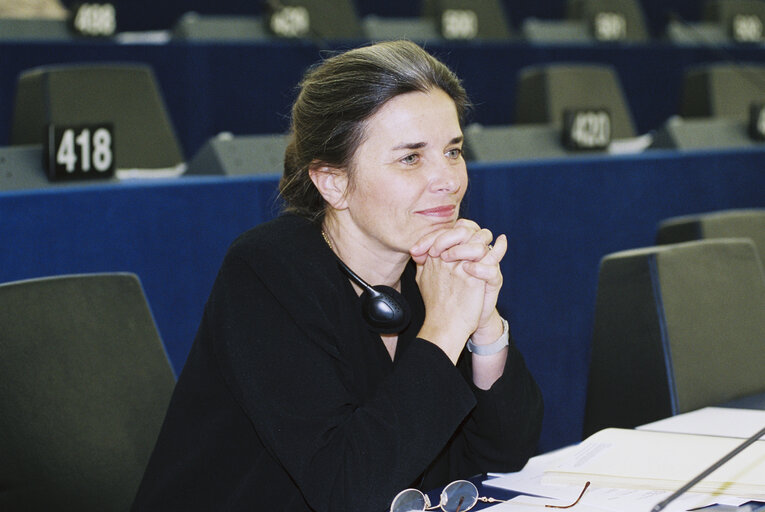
[132,214,543,512]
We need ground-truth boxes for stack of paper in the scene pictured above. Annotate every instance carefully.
[484,409,765,511]
[542,428,765,499]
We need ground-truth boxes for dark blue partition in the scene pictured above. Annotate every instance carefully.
[2,148,764,452]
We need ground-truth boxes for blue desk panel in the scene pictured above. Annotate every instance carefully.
[1,148,764,453]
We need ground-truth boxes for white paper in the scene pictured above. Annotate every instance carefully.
[638,408,765,440]
[543,429,765,498]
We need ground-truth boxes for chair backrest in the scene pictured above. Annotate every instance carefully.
[703,0,765,42]
[421,0,512,40]
[0,144,56,190]
[463,123,569,161]
[680,63,765,121]
[361,15,441,42]
[185,132,289,176]
[583,239,765,437]
[515,63,637,139]
[265,0,363,40]
[0,18,70,40]
[649,116,758,150]
[0,273,176,511]
[10,64,184,172]
[172,12,270,40]
[521,17,593,43]
[567,0,649,41]
[657,209,765,265]
[664,20,730,45]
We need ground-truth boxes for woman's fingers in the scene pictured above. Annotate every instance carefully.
[439,228,495,262]
[462,234,507,284]
[410,219,483,259]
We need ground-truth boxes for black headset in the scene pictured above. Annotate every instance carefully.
[334,258,412,335]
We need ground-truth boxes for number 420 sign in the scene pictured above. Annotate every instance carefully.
[46,123,116,181]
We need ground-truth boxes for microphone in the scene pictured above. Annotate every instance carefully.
[650,423,765,512]
[334,258,412,335]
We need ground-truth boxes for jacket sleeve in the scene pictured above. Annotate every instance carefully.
[421,338,544,490]
[206,254,479,512]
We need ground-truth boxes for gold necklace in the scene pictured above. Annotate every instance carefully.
[321,230,333,250]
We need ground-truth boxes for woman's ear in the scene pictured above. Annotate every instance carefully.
[309,164,349,210]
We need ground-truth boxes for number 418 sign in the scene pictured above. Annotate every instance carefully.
[46,123,116,181]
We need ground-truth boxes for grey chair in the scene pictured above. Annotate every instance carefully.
[465,63,637,162]
[521,18,592,43]
[523,0,649,43]
[0,144,122,190]
[567,0,649,41]
[421,0,513,40]
[650,116,760,150]
[0,145,45,189]
[583,239,765,438]
[463,123,568,162]
[657,209,765,266]
[11,64,184,173]
[264,0,363,40]
[172,12,270,40]
[680,63,765,121]
[703,0,765,42]
[0,273,176,511]
[651,63,765,150]
[362,15,441,42]
[0,18,71,40]
[516,63,637,139]
[665,0,765,44]
[185,132,289,176]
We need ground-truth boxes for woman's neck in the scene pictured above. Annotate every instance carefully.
[322,215,409,291]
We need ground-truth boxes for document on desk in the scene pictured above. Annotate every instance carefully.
[484,489,749,512]
[637,407,765,439]
[484,442,749,512]
[542,428,765,499]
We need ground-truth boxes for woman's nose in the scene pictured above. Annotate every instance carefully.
[430,160,462,194]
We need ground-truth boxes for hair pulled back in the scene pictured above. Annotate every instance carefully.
[278,40,470,222]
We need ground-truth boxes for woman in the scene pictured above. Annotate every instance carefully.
[132,40,543,512]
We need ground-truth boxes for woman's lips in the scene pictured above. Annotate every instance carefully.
[415,205,456,217]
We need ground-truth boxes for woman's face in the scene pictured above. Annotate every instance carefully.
[338,88,468,255]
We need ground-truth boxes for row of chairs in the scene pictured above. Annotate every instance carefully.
[4,0,765,45]
[2,58,763,190]
[1,208,762,510]
[466,61,765,161]
[189,60,765,170]
[584,208,765,437]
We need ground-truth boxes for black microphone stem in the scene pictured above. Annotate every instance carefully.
[650,424,765,512]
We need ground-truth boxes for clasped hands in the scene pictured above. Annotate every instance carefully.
[410,219,507,365]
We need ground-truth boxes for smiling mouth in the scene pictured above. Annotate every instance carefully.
[415,205,456,217]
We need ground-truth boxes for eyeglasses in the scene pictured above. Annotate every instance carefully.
[390,480,504,512]
[390,479,591,512]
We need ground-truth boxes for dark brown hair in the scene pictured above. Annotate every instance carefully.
[278,40,471,222]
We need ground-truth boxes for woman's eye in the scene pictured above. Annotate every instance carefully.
[401,153,419,165]
[446,148,462,159]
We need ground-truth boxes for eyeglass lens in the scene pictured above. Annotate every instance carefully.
[390,488,430,512]
[391,480,480,512]
[440,480,479,512]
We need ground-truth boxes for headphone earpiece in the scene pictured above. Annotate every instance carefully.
[334,259,412,334]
